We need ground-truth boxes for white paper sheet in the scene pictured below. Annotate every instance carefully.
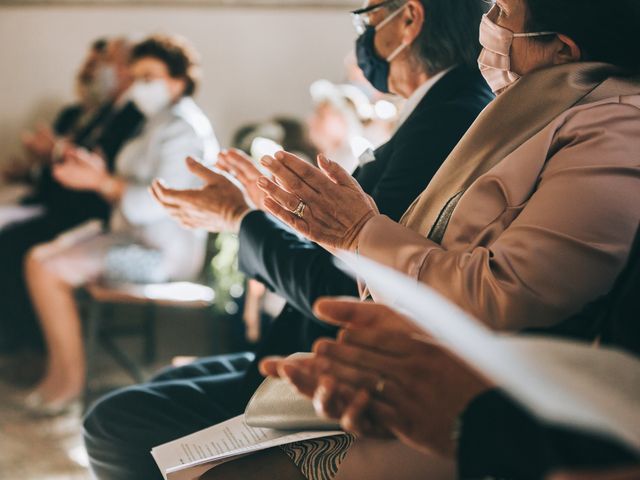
[152,414,344,480]
[337,252,640,453]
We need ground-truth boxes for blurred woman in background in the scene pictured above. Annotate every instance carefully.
[22,34,219,414]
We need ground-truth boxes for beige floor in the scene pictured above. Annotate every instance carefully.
[0,307,229,479]
[0,379,90,480]
[0,365,165,479]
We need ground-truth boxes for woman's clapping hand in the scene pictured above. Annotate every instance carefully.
[260,298,492,458]
[257,151,378,253]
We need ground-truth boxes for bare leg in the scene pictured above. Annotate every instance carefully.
[24,249,85,405]
[200,448,305,480]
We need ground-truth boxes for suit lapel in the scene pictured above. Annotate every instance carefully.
[357,67,481,177]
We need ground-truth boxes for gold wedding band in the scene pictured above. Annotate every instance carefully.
[292,200,306,219]
[375,377,386,395]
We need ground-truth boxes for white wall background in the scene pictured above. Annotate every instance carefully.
[0,4,358,163]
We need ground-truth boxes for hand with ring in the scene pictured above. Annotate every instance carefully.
[260,298,492,458]
[257,151,379,253]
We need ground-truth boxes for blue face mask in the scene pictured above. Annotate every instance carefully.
[355,3,410,94]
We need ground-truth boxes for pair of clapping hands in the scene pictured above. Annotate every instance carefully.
[51,146,126,202]
[261,297,490,459]
[7,125,110,188]
[149,152,488,456]
[3,124,67,182]
[149,154,640,478]
[150,149,379,251]
[262,300,640,480]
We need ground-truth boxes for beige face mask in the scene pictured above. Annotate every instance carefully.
[477,8,556,93]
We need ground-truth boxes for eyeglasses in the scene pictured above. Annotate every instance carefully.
[351,0,405,35]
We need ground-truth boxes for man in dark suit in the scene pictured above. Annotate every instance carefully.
[84,2,493,478]
[0,37,144,353]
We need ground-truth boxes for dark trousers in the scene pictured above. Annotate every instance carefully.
[0,211,84,351]
[83,305,338,480]
[83,353,255,480]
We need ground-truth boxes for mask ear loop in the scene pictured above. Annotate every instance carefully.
[513,31,557,38]
[387,42,409,62]
[376,2,412,63]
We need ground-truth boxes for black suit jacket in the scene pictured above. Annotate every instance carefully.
[27,101,144,223]
[238,67,493,387]
[52,103,85,137]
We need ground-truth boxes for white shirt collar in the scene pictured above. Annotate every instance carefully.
[395,66,455,130]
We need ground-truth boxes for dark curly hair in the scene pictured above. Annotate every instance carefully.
[130,34,202,96]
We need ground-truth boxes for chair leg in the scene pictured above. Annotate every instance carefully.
[143,305,157,365]
[83,301,103,411]
[98,334,146,383]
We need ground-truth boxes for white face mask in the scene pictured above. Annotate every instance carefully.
[129,79,172,117]
[477,9,556,94]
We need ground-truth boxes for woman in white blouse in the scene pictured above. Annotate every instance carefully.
[22,35,219,413]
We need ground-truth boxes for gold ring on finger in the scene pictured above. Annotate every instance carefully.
[374,377,386,395]
[292,200,307,219]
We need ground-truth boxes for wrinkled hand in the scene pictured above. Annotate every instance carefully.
[257,151,378,252]
[53,148,108,191]
[21,124,56,160]
[151,156,253,233]
[260,298,491,458]
[217,149,267,210]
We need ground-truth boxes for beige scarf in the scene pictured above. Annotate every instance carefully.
[399,62,640,243]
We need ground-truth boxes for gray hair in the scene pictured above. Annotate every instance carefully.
[397,0,489,75]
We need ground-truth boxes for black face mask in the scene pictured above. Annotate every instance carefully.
[355,26,392,94]
[354,3,409,94]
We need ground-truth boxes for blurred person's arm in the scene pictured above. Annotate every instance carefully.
[53,147,119,195]
[21,124,59,162]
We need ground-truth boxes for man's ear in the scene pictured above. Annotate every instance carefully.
[401,0,425,46]
[553,33,582,65]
